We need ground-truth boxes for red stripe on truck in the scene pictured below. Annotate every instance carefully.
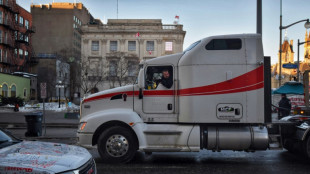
[83,66,264,103]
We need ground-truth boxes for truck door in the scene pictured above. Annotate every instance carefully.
[142,65,176,117]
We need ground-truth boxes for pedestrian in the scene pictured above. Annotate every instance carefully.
[14,103,19,112]
[278,94,291,119]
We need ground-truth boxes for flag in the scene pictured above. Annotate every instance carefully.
[149,50,152,55]
[135,32,140,37]
[175,15,179,19]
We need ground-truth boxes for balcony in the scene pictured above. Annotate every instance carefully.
[26,26,36,34]
[0,19,18,31]
[162,25,183,30]
[0,36,15,48]
[0,0,19,14]
[0,56,11,65]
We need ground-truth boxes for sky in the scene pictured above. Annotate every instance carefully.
[17,0,310,64]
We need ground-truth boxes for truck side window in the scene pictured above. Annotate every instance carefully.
[145,66,173,89]
[205,39,242,50]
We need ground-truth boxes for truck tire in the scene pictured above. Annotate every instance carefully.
[303,136,310,159]
[97,126,138,163]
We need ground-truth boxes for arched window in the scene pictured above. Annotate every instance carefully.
[2,84,8,97]
[11,85,16,97]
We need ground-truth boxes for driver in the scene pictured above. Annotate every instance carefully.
[160,69,173,89]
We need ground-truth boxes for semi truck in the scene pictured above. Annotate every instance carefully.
[77,34,310,163]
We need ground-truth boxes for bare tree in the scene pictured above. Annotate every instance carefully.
[80,57,106,95]
[107,52,139,89]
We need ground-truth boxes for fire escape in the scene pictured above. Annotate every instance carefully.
[0,0,19,71]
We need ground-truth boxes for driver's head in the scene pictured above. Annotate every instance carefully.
[162,69,170,79]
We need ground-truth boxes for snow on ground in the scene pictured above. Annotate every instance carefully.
[1,102,80,112]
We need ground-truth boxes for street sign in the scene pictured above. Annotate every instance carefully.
[283,63,297,69]
[40,83,47,99]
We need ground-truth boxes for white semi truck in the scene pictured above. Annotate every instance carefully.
[77,34,310,163]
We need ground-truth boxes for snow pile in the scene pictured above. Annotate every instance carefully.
[19,102,80,112]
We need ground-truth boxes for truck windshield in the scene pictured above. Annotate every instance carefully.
[183,40,201,53]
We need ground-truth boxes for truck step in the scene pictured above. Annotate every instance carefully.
[269,134,283,149]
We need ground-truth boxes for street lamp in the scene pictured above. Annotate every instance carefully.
[279,15,310,86]
[297,39,310,82]
[56,81,64,108]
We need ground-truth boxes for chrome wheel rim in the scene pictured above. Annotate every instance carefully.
[106,134,129,157]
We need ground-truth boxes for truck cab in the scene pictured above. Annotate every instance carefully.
[77,34,310,163]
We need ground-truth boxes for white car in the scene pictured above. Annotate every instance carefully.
[0,128,96,174]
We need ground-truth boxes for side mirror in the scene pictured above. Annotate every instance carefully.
[137,69,145,89]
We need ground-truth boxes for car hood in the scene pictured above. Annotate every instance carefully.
[0,141,92,173]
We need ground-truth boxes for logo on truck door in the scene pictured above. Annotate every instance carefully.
[216,104,242,120]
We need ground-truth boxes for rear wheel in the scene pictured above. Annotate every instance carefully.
[97,126,138,163]
[303,136,310,159]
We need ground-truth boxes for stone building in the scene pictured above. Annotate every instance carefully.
[272,31,310,88]
[81,19,186,94]
[271,38,295,88]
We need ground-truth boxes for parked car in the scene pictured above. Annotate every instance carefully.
[0,128,96,174]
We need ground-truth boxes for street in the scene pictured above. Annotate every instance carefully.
[1,111,310,174]
[89,149,310,174]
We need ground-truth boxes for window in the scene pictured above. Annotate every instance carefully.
[11,85,16,97]
[24,89,27,98]
[110,41,117,51]
[25,51,28,60]
[0,30,2,43]
[145,66,173,89]
[25,20,29,29]
[19,16,23,27]
[128,41,136,51]
[25,35,29,42]
[14,49,17,58]
[19,32,23,40]
[0,11,2,24]
[14,31,17,40]
[2,84,8,97]
[0,49,2,62]
[109,60,117,76]
[146,41,154,51]
[19,49,23,59]
[128,61,138,76]
[165,42,173,51]
[15,14,18,24]
[91,41,99,51]
[205,39,242,50]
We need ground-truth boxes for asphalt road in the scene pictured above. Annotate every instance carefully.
[88,149,310,174]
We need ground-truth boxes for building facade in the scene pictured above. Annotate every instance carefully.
[0,0,35,74]
[81,19,186,94]
[272,31,310,88]
[31,2,96,99]
[0,72,30,100]
[32,54,70,101]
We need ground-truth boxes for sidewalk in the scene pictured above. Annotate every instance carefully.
[0,110,79,144]
[0,110,79,128]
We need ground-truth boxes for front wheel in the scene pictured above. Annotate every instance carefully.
[97,126,138,163]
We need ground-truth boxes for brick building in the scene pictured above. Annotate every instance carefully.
[0,0,35,74]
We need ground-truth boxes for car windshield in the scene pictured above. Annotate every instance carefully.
[183,40,201,53]
[0,129,21,149]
